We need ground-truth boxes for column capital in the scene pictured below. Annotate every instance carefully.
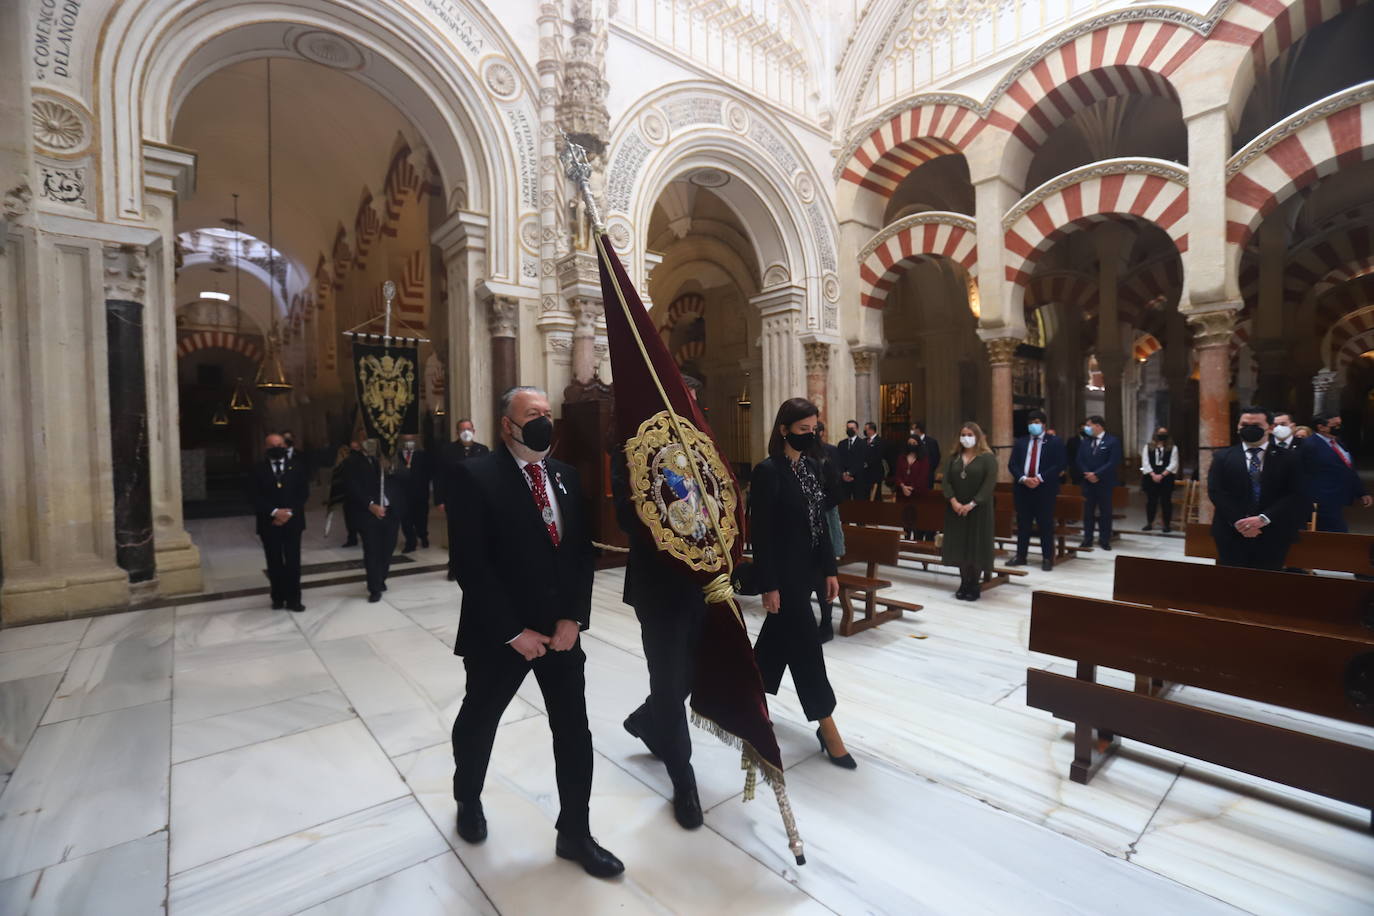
[802,340,832,372]
[1184,304,1240,349]
[1313,368,1339,392]
[103,242,148,301]
[850,345,882,375]
[982,335,1023,366]
[431,209,489,255]
[569,295,603,335]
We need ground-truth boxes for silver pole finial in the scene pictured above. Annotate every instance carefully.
[559,130,605,235]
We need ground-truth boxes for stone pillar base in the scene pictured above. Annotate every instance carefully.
[1,566,131,626]
[155,542,203,597]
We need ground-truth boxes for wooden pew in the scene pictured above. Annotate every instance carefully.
[835,524,923,636]
[840,497,1027,589]
[1025,589,1374,829]
[1184,522,1374,576]
[992,483,1088,562]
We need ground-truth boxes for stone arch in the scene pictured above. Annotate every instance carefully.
[1316,273,1374,344]
[1225,84,1374,251]
[98,0,533,281]
[1326,304,1374,367]
[1002,160,1191,310]
[176,330,263,363]
[857,212,977,310]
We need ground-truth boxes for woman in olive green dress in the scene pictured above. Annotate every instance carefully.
[941,421,998,601]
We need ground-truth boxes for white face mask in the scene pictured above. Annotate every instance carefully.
[459,429,474,444]
[959,435,976,449]
[1272,425,1293,441]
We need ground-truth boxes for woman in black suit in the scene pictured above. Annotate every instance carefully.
[750,398,856,769]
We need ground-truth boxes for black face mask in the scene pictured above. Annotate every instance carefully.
[1238,424,1265,444]
[907,442,920,453]
[786,432,816,452]
[845,428,857,439]
[513,415,554,452]
[266,446,287,461]
[1329,425,1343,436]
[1156,434,1169,442]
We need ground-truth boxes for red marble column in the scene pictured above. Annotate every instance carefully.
[803,341,831,426]
[1187,307,1237,522]
[985,336,1022,481]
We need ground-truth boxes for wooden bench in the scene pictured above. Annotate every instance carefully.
[1184,522,1374,576]
[840,497,1027,589]
[835,524,923,636]
[992,484,1088,562]
[1025,589,1374,830]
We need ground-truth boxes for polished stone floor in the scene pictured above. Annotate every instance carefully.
[1,515,1371,915]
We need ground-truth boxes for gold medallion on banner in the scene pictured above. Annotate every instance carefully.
[357,353,416,449]
[625,410,738,572]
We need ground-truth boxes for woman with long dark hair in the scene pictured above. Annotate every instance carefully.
[940,421,997,601]
[749,398,855,769]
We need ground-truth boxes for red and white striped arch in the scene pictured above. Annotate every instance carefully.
[1120,257,1182,319]
[987,22,1198,176]
[1226,88,1374,249]
[1315,273,1374,342]
[858,213,977,309]
[176,330,262,363]
[1024,270,1098,312]
[659,292,705,334]
[1133,332,1163,362]
[1212,0,1364,110]
[1003,162,1190,288]
[839,102,985,198]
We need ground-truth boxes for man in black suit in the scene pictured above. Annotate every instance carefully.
[835,419,865,500]
[348,439,407,602]
[1077,415,1122,550]
[861,421,886,500]
[435,418,492,581]
[252,432,308,612]
[1208,406,1305,570]
[448,386,622,879]
[394,434,432,552]
[1007,409,1066,570]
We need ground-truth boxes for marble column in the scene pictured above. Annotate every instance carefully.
[1251,217,1289,408]
[486,292,519,409]
[104,245,155,585]
[851,346,881,429]
[433,211,490,436]
[983,335,1023,479]
[1313,369,1339,414]
[752,285,806,455]
[801,340,832,425]
[1095,223,1129,436]
[1186,306,1238,514]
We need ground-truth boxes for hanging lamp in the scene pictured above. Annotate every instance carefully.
[255,57,292,393]
[211,407,230,426]
[227,193,255,410]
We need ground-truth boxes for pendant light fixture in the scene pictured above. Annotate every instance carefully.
[228,192,254,411]
[211,407,230,426]
[256,56,292,393]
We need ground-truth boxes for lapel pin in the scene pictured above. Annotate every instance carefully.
[554,471,567,495]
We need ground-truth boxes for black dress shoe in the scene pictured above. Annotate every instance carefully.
[1006,555,1027,567]
[672,783,704,830]
[401,544,416,554]
[456,800,487,843]
[342,538,358,548]
[420,538,429,549]
[954,587,970,601]
[816,727,857,769]
[1162,525,1173,533]
[623,712,661,759]
[1101,542,1113,551]
[967,587,981,601]
[287,603,306,613]
[1141,523,1153,531]
[1041,558,1054,571]
[555,833,624,879]
[271,600,285,610]
[1080,540,1094,549]
[381,584,388,592]
[446,570,458,581]
[368,592,381,603]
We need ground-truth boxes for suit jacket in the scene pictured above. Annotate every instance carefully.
[1076,433,1122,487]
[836,436,866,480]
[393,448,432,502]
[1208,441,1304,543]
[346,456,409,517]
[252,455,309,537]
[450,444,597,655]
[916,435,941,487]
[1008,434,1066,494]
[748,456,839,597]
[611,449,700,609]
[861,436,887,487]
[433,441,492,507]
[1300,435,1365,508]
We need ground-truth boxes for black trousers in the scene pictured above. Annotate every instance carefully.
[1013,484,1056,560]
[260,526,302,605]
[452,644,593,837]
[1082,483,1113,544]
[1143,476,1175,526]
[627,593,706,786]
[360,511,400,594]
[401,495,429,547]
[1213,529,1288,571]
[754,579,836,721]
[342,505,361,541]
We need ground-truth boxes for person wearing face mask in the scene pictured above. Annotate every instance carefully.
[347,438,408,602]
[942,422,998,599]
[1300,412,1372,532]
[435,419,492,580]
[252,432,308,612]
[890,434,932,540]
[835,419,866,501]
[860,421,888,501]
[1008,409,1066,570]
[750,398,854,769]
[447,387,621,878]
[1076,416,1122,550]
[1139,427,1180,532]
[1270,413,1298,450]
[393,434,433,553]
[1208,406,1304,569]
[327,440,365,547]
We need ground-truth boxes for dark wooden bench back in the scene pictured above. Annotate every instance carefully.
[839,524,901,569]
[1113,555,1374,638]
[1185,522,1374,575]
[839,500,904,528]
[1029,591,1374,726]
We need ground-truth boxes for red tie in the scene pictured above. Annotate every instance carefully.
[1327,437,1352,468]
[1029,437,1040,479]
[524,462,560,546]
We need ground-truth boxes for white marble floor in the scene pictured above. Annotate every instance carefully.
[1,524,1371,915]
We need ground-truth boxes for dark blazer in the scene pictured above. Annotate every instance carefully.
[1300,435,1365,508]
[346,456,408,516]
[1208,441,1304,543]
[1076,433,1122,487]
[836,436,866,481]
[252,456,308,536]
[393,448,432,500]
[1008,434,1066,492]
[433,441,492,507]
[611,449,699,608]
[861,436,887,489]
[748,455,839,597]
[450,444,597,655]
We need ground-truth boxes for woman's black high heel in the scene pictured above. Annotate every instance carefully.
[817,726,857,770]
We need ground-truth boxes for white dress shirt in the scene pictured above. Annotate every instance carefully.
[1020,435,1045,483]
[1139,443,1179,476]
[513,453,563,539]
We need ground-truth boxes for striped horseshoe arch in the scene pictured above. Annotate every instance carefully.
[838,100,985,198]
[176,330,263,363]
[857,212,977,310]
